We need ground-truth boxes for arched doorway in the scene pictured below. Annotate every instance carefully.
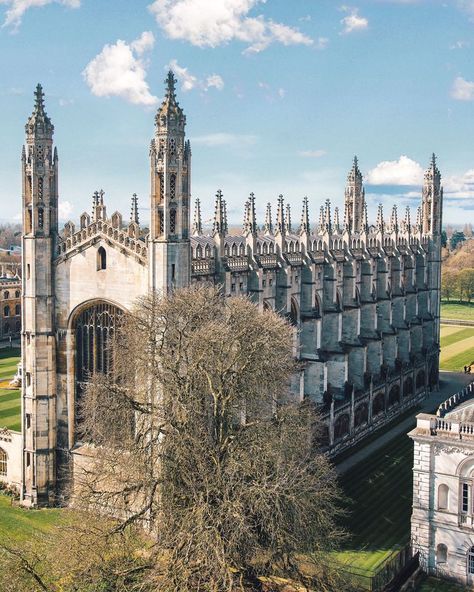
[73,301,124,440]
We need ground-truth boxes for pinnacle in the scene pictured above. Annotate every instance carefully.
[165,70,177,97]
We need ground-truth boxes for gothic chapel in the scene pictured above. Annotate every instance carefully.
[21,73,442,506]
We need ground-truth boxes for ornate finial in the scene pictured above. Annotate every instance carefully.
[416,205,422,230]
[192,198,202,236]
[300,196,310,235]
[404,205,411,233]
[431,153,437,168]
[130,193,139,224]
[275,194,285,235]
[390,204,398,233]
[376,203,384,233]
[99,189,105,205]
[353,155,359,171]
[285,203,292,234]
[318,205,325,232]
[212,190,226,237]
[362,200,369,233]
[247,192,257,236]
[222,199,228,235]
[343,200,351,232]
[264,202,273,234]
[334,207,340,231]
[166,70,177,97]
[34,83,45,113]
[324,199,332,233]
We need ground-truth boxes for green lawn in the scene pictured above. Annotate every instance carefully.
[334,432,413,581]
[0,347,20,431]
[440,324,474,372]
[0,494,61,543]
[415,574,466,591]
[441,301,474,321]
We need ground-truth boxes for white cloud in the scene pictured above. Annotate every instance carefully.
[131,30,155,55]
[451,76,474,101]
[83,32,158,106]
[340,6,368,34]
[366,156,424,186]
[0,0,79,29]
[58,98,74,107]
[299,149,326,158]
[149,0,313,53]
[58,200,74,221]
[315,36,329,50]
[206,74,224,91]
[444,170,474,198]
[168,59,224,92]
[458,0,474,21]
[450,40,470,50]
[192,132,257,147]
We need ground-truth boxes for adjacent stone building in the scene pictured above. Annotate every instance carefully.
[410,384,474,586]
[0,275,21,341]
[21,74,442,506]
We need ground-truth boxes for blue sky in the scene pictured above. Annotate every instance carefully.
[1,0,474,227]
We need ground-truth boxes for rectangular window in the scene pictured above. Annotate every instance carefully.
[231,284,236,292]
[262,280,266,288]
[463,482,469,513]
[26,372,31,387]
[239,282,244,290]
[26,452,31,468]
[269,279,273,287]
[469,551,474,575]
[171,264,176,282]
[26,414,31,429]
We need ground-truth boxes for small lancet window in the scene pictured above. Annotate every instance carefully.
[97,247,107,271]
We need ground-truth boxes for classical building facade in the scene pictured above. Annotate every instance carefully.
[21,74,442,506]
[410,384,474,586]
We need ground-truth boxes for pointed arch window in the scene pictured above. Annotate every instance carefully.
[97,247,106,271]
[468,547,474,575]
[3,306,10,318]
[170,209,177,234]
[0,449,6,477]
[170,174,176,201]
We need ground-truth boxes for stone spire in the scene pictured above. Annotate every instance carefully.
[285,203,292,233]
[243,192,257,236]
[275,194,285,235]
[300,196,310,234]
[26,83,54,137]
[264,202,273,234]
[130,193,139,224]
[192,198,202,236]
[334,206,340,231]
[345,155,365,233]
[362,200,369,233]
[343,200,351,232]
[324,199,332,233]
[155,71,184,130]
[422,153,442,235]
[416,206,422,232]
[212,190,226,236]
[390,204,398,233]
[403,205,411,233]
[222,199,228,235]
[318,205,325,233]
[376,203,384,233]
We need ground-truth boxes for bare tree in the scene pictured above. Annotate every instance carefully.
[70,285,347,591]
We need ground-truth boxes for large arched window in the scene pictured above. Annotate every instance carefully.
[468,546,474,575]
[74,302,123,438]
[97,247,106,271]
[3,291,9,300]
[3,306,9,318]
[0,448,6,476]
[438,484,449,510]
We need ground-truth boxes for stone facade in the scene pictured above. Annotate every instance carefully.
[410,385,474,586]
[0,277,21,340]
[20,74,442,507]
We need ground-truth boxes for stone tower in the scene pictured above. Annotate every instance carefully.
[423,154,443,357]
[344,156,365,233]
[149,71,191,292]
[21,85,58,506]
